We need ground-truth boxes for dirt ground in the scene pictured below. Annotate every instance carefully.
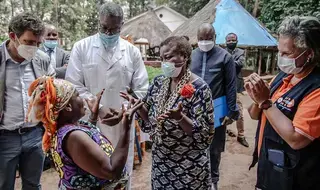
[15,94,258,190]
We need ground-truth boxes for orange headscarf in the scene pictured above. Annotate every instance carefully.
[27,76,75,152]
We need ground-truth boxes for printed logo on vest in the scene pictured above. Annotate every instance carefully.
[277,97,295,111]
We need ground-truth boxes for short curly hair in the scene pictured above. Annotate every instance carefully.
[278,16,320,63]
[160,36,192,66]
[9,12,45,38]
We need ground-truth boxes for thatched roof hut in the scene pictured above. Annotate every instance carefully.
[170,0,219,44]
[121,10,172,47]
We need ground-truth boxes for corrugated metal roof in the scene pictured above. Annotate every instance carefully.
[213,0,278,47]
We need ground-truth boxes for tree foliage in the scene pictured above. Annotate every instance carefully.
[259,0,320,32]
[0,0,101,49]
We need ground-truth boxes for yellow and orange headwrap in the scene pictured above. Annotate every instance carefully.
[27,76,76,152]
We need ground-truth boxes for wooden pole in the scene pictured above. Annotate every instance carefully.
[244,49,248,68]
[271,51,277,75]
[252,0,260,17]
[258,49,262,75]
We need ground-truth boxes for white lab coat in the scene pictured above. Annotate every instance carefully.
[65,34,149,188]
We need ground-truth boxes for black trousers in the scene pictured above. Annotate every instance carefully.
[209,125,227,184]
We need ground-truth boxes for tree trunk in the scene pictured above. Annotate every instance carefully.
[29,0,34,12]
[129,0,133,18]
[22,0,27,10]
[10,0,14,17]
[252,0,259,17]
[36,0,40,17]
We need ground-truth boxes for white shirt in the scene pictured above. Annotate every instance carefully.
[0,44,36,130]
[44,46,56,68]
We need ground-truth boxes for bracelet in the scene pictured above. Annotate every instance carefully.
[176,115,184,123]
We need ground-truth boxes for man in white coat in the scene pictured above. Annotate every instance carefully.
[65,2,149,189]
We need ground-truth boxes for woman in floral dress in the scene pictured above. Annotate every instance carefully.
[121,36,214,190]
[26,77,142,189]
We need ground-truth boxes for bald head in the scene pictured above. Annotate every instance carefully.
[197,23,215,41]
[44,24,58,40]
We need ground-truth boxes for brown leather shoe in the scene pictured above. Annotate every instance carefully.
[237,137,249,147]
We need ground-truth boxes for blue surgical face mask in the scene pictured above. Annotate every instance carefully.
[161,61,183,78]
[44,40,58,49]
[99,33,120,48]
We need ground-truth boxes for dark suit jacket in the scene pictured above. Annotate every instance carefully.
[40,46,70,79]
[227,47,245,93]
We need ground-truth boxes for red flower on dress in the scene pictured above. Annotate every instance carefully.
[180,83,195,98]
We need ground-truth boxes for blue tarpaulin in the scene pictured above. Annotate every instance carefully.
[213,0,278,47]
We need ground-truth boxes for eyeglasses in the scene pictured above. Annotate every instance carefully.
[99,25,121,35]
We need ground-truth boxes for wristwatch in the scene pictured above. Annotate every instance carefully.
[259,99,273,110]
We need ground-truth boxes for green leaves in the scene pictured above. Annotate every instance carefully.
[259,0,320,32]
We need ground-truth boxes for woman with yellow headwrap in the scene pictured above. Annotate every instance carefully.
[27,76,143,190]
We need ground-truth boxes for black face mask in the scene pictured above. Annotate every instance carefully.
[227,42,237,50]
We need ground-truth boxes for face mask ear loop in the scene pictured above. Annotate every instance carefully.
[14,34,22,48]
[295,49,308,68]
[295,49,308,60]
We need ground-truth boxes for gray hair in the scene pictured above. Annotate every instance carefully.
[99,2,123,20]
[278,16,320,62]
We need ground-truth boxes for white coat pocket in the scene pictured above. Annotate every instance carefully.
[122,65,134,86]
[83,64,98,89]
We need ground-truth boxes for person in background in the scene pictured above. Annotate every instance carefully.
[41,24,69,79]
[247,16,320,190]
[225,33,249,147]
[65,2,149,189]
[27,77,142,189]
[0,12,55,190]
[191,23,239,190]
[41,24,70,170]
[121,36,214,190]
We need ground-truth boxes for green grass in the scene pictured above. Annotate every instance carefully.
[146,66,163,83]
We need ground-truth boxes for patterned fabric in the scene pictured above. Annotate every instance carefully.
[27,76,75,152]
[151,70,192,145]
[138,75,214,190]
[52,120,128,190]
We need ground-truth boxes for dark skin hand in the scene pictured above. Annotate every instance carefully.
[120,88,149,122]
[157,102,194,136]
[86,89,105,122]
[99,107,124,126]
[121,88,194,136]
[65,100,143,180]
[86,88,126,126]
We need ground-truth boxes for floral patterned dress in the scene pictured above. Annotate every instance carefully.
[137,75,214,190]
[51,120,128,190]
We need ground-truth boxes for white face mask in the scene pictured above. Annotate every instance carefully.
[277,50,307,74]
[15,36,38,61]
[198,40,215,52]
[161,61,183,78]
